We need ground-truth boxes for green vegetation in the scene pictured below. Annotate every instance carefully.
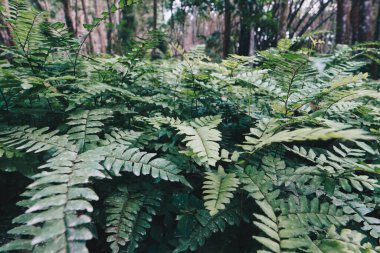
[0,2,379,253]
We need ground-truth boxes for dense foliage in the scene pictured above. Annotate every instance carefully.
[0,2,380,253]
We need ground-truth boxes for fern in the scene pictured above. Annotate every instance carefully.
[67,108,113,151]
[105,186,161,253]
[0,7,379,252]
[314,226,380,252]
[202,166,239,215]
[100,144,190,186]
[0,149,105,252]
[0,126,76,154]
[173,115,222,167]
[242,124,374,152]
[174,203,241,252]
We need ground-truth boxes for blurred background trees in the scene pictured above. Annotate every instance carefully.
[0,0,379,58]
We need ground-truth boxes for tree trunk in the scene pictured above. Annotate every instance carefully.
[278,0,289,39]
[248,28,255,56]
[223,0,232,58]
[297,0,332,37]
[350,0,360,43]
[81,0,94,53]
[61,0,75,35]
[238,0,250,55]
[358,0,374,42]
[106,0,113,54]
[75,0,79,35]
[336,0,352,44]
[0,0,13,46]
[153,0,157,29]
[376,0,380,41]
[94,0,106,53]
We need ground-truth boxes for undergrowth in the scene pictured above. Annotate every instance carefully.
[0,1,379,252]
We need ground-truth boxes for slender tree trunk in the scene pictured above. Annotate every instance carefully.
[75,0,79,35]
[372,0,380,79]
[376,0,380,41]
[248,28,255,56]
[81,0,94,53]
[336,0,352,44]
[287,0,305,29]
[358,0,374,42]
[153,0,157,29]
[350,0,360,43]
[106,0,113,54]
[94,0,106,53]
[238,0,250,55]
[297,0,332,37]
[223,0,232,58]
[61,0,75,35]
[0,0,13,46]
[278,0,289,39]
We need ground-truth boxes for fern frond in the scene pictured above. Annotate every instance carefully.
[0,149,106,252]
[100,144,190,186]
[242,126,374,152]
[279,196,349,228]
[105,187,161,253]
[67,108,113,151]
[0,126,76,154]
[313,226,380,252]
[332,192,380,239]
[174,203,241,252]
[174,115,222,166]
[253,198,311,253]
[202,166,239,215]
[101,129,143,147]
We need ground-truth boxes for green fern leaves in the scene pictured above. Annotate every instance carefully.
[174,115,222,166]
[67,109,113,151]
[0,149,105,252]
[315,226,380,253]
[0,7,379,253]
[105,187,161,253]
[0,126,76,154]
[203,166,239,215]
[242,123,374,152]
[100,144,190,186]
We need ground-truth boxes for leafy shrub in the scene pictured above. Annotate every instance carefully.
[0,2,379,253]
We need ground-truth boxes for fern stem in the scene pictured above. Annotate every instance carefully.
[73,16,107,76]
[284,59,307,115]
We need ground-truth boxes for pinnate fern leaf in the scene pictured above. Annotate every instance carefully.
[0,126,76,154]
[67,108,113,151]
[314,226,380,253]
[174,115,222,166]
[202,166,239,215]
[105,187,161,253]
[242,126,374,152]
[100,144,190,186]
[0,149,106,253]
[174,203,241,252]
